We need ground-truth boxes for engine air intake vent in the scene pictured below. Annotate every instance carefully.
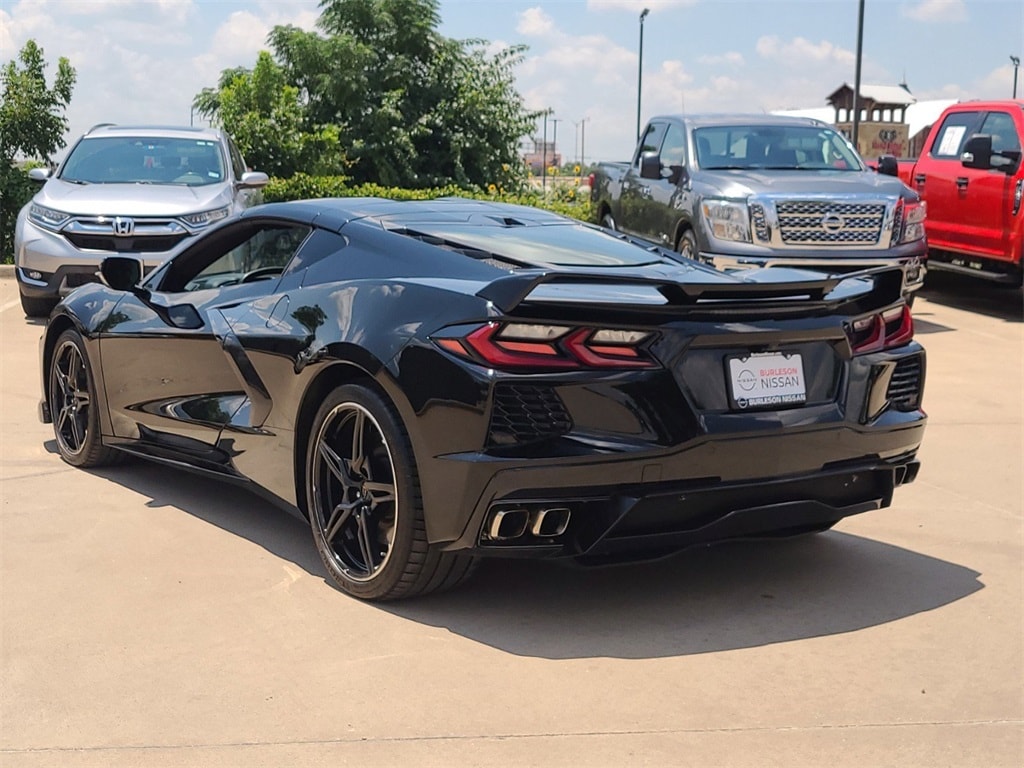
[488,383,572,446]
[887,354,924,411]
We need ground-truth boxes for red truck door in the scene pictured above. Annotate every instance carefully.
[913,108,984,254]
[918,107,1023,265]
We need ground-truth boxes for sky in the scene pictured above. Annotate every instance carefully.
[2,0,1022,166]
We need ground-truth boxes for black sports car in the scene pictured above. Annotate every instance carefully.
[39,198,926,600]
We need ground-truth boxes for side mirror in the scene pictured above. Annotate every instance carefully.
[100,256,143,291]
[876,155,899,177]
[639,151,662,180]
[238,171,269,189]
[961,135,993,170]
[28,167,52,182]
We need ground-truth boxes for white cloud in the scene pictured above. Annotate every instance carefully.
[517,7,557,38]
[697,52,744,67]
[902,0,967,23]
[756,35,855,67]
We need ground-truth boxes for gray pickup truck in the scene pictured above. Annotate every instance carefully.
[591,114,927,292]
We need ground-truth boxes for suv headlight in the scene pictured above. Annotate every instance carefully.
[701,199,751,243]
[28,204,71,231]
[899,200,926,243]
[180,206,230,229]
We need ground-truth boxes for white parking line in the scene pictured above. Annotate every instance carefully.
[0,298,21,313]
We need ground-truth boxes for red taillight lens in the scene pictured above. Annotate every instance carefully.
[434,322,657,371]
[848,304,914,354]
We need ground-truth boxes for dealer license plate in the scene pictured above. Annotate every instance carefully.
[727,351,806,409]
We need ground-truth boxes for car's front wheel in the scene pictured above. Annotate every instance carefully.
[48,329,119,467]
[305,384,477,600]
[677,229,698,261]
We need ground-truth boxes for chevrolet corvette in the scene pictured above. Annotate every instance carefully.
[39,198,927,600]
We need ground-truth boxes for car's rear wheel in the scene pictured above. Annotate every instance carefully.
[20,291,56,318]
[306,384,477,600]
[49,330,119,467]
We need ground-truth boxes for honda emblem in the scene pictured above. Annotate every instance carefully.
[112,217,135,236]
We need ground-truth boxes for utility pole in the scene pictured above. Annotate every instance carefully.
[551,118,560,174]
[580,117,589,170]
[637,8,650,141]
[541,112,548,191]
[852,0,865,150]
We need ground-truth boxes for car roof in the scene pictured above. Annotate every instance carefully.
[655,113,830,129]
[81,124,225,141]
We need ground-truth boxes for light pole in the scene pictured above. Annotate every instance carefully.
[580,117,590,169]
[852,0,865,150]
[541,112,548,191]
[637,8,650,141]
[1012,56,1020,99]
[551,118,560,174]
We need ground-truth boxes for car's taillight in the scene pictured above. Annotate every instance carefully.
[846,304,914,354]
[433,322,657,371]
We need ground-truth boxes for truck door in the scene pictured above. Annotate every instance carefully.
[914,109,983,253]
[647,121,693,249]
[619,121,668,240]
[958,110,1022,265]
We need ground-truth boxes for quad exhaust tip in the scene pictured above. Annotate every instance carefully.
[484,505,572,541]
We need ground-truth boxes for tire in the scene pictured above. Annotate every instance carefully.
[48,329,119,467]
[676,229,698,261]
[305,384,477,601]
[20,291,57,318]
[600,211,616,231]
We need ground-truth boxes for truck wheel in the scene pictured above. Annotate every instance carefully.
[677,229,698,261]
[600,212,616,231]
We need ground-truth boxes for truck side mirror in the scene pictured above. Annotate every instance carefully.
[961,135,993,170]
[876,155,899,177]
[639,151,662,180]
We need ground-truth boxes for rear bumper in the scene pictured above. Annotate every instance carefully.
[440,412,925,558]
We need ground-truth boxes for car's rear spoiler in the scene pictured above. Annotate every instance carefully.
[476,266,906,316]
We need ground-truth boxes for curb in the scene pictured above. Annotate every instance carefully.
[0,264,14,280]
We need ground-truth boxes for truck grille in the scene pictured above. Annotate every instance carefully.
[886,355,924,411]
[488,384,573,447]
[776,201,886,246]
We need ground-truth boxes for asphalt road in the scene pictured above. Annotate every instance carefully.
[1,272,1021,767]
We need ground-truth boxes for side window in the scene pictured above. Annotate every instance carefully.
[660,123,687,167]
[175,224,311,291]
[978,111,1021,156]
[931,111,983,158]
[634,122,668,165]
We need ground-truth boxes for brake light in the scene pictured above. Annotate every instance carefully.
[847,304,914,354]
[434,322,657,371]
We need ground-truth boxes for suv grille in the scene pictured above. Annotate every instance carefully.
[776,201,886,246]
[887,355,924,411]
[488,384,572,446]
[64,233,188,252]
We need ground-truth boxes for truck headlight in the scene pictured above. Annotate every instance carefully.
[899,200,926,243]
[28,204,71,231]
[701,199,751,243]
[180,206,230,228]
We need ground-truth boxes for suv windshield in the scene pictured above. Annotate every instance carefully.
[59,136,227,186]
[694,125,864,171]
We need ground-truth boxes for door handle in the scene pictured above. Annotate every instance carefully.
[956,177,968,191]
[913,173,926,189]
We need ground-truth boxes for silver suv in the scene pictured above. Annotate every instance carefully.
[14,124,269,316]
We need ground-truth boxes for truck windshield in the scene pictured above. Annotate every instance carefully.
[694,125,864,171]
[59,137,227,186]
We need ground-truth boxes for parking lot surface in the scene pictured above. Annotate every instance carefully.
[1,272,1021,767]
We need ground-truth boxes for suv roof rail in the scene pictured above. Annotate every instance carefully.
[86,122,117,134]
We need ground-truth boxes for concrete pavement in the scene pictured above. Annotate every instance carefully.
[1,272,1021,767]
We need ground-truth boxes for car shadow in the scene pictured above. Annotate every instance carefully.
[84,456,983,661]
[919,272,1022,322]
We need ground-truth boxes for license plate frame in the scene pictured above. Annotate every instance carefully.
[726,351,807,410]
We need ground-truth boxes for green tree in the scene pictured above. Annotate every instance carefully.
[193,52,346,178]
[199,0,536,191]
[0,40,76,261]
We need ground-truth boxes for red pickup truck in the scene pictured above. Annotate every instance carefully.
[877,100,1024,285]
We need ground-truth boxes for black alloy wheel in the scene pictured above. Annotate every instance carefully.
[306,384,476,600]
[49,330,118,467]
[601,212,617,231]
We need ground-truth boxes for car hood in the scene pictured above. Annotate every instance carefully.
[35,179,233,216]
[694,169,911,199]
